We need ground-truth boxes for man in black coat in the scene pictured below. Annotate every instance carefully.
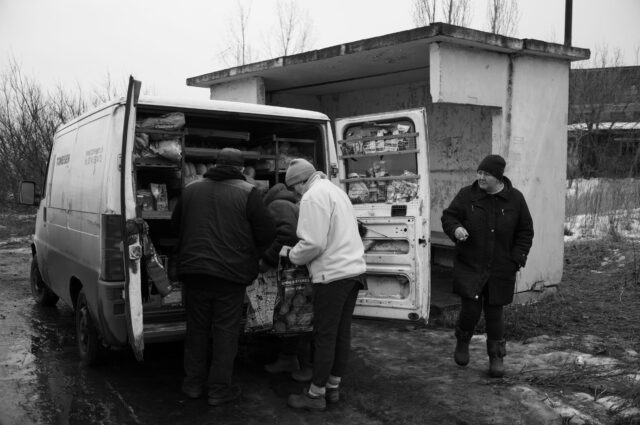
[441,154,533,377]
[172,148,275,405]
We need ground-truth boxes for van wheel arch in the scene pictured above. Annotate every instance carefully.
[75,287,108,366]
[30,256,59,307]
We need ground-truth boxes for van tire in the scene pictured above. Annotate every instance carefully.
[76,289,107,366]
[30,257,59,307]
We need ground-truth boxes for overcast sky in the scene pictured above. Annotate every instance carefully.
[1,0,639,100]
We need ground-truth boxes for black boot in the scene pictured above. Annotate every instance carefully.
[454,326,474,366]
[486,339,506,378]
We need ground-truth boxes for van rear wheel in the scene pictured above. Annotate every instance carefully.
[30,256,59,307]
[76,289,107,366]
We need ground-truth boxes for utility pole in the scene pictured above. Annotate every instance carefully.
[564,0,573,46]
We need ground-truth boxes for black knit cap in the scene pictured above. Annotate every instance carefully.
[477,154,506,180]
[216,148,244,167]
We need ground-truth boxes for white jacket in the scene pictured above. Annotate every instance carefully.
[289,173,367,284]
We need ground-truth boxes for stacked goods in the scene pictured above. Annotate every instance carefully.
[341,123,412,156]
[135,112,185,163]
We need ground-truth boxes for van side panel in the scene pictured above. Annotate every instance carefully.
[46,127,77,307]
[45,106,127,342]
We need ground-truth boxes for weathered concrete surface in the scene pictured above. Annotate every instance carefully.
[1,246,637,425]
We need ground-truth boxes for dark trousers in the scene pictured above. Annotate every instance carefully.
[457,285,504,340]
[281,334,313,368]
[311,276,363,387]
[182,276,246,393]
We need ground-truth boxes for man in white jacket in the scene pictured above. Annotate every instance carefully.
[283,158,367,411]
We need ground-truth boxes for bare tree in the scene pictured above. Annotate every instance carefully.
[0,58,88,205]
[413,0,471,27]
[487,0,519,37]
[413,0,437,26]
[219,0,254,66]
[267,0,315,57]
[441,0,470,27]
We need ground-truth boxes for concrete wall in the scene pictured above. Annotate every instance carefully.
[431,42,569,297]
[508,56,569,299]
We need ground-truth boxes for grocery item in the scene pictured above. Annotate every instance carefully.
[245,269,279,332]
[273,259,313,334]
[150,183,168,211]
[150,138,182,163]
[136,190,154,211]
[348,180,369,204]
[138,112,185,131]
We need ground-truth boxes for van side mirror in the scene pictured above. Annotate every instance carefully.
[19,181,38,206]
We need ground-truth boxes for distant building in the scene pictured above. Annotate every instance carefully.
[568,66,640,178]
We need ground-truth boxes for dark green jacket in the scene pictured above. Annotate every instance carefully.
[441,176,534,305]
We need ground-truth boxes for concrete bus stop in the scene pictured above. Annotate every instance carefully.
[187,23,589,308]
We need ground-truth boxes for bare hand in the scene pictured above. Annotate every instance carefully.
[454,227,469,242]
[279,245,292,257]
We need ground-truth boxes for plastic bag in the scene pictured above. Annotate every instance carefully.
[348,181,369,204]
[138,112,185,131]
[272,257,313,335]
[150,139,182,162]
[244,269,279,333]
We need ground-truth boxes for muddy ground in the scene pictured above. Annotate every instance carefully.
[0,229,639,424]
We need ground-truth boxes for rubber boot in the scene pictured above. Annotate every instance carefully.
[264,354,300,374]
[454,326,474,366]
[486,339,506,378]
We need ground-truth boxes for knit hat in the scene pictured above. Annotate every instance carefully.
[477,154,506,179]
[216,148,244,167]
[285,158,316,187]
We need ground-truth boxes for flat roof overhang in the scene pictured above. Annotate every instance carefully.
[187,23,590,96]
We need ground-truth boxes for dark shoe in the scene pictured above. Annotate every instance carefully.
[454,326,473,366]
[487,339,506,378]
[291,366,313,382]
[207,385,241,406]
[287,389,326,411]
[325,387,339,404]
[265,354,300,374]
[181,384,203,399]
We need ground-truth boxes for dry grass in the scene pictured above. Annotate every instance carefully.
[565,178,640,239]
[0,206,36,240]
[502,238,640,350]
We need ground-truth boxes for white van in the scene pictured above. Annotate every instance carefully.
[19,78,340,364]
[20,78,432,365]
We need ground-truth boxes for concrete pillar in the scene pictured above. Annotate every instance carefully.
[208,77,266,104]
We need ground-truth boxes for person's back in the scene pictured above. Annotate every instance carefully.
[296,177,365,283]
[171,148,275,407]
[175,165,270,284]
[261,183,300,268]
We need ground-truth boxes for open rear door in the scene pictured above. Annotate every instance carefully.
[120,76,144,361]
[334,108,430,322]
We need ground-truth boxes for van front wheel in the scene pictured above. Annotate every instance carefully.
[30,257,59,307]
[76,289,107,366]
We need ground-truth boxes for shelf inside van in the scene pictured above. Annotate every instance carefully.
[141,211,173,220]
[184,147,261,161]
[135,157,180,168]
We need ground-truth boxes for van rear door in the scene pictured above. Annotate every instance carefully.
[334,108,430,322]
[120,77,145,361]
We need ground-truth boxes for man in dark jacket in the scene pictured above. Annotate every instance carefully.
[171,148,275,406]
[441,154,533,378]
